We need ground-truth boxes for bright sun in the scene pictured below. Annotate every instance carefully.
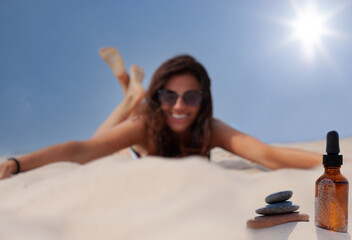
[292,5,326,56]
[280,0,348,61]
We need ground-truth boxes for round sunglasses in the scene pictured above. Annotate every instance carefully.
[158,89,203,107]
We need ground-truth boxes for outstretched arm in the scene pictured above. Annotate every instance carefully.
[211,119,321,169]
[0,118,146,179]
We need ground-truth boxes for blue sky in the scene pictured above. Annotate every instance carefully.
[1,0,352,155]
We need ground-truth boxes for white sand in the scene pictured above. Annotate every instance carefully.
[1,138,352,240]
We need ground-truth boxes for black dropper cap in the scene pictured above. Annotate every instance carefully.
[323,130,343,167]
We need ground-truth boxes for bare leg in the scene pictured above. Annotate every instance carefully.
[125,65,145,117]
[99,47,129,95]
[94,65,146,137]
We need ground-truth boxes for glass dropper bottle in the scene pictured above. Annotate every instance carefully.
[315,130,349,233]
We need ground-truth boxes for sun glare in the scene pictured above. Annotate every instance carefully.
[278,0,350,62]
[290,2,328,59]
[294,11,324,41]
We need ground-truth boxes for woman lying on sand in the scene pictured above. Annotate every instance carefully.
[0,47,321,179]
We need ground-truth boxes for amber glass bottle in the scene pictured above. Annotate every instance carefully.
[315,131,349,233]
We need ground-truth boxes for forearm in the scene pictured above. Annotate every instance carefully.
[13,141,89,173]
[266,146,321,169]
[1,118,146,179]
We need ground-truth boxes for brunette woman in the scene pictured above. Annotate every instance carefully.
[0,47,320,179]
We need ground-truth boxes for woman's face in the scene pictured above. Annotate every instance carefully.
[160,73,202,135]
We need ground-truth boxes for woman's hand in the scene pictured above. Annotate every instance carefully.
[0,161,16,180]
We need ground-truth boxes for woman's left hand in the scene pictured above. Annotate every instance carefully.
[0,161,16,180]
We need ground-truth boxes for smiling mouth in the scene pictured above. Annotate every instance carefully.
[171,114,187,119]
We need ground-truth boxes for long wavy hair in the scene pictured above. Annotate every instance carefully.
[145,55,213,157]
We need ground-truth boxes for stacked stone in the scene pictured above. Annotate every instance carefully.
[247,191,309,229]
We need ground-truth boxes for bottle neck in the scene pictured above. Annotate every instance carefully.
[324,166,341,175]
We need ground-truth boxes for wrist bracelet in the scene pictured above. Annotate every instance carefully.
[7,157,20,174]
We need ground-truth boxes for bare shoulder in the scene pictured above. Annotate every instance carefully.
[211,118,242,135]
[211,118,242,148]
[115,116,148,138]
[88,117,147,149]
[211,118,223,128]
[212,118,234,129]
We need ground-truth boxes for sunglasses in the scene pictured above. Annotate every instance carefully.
[158,89,203,107]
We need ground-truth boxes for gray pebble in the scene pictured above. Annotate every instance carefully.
[265,190,293,204]
[255,201,299,215]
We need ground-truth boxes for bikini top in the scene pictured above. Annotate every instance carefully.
[129,146,211,160]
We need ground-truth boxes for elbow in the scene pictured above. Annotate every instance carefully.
[253,146,279,170]
[262,160,285,170]
[260,146,289,170]
[64,141,93,164]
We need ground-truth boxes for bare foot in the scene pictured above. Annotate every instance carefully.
[125,65,146,116]
[99,47,129,94]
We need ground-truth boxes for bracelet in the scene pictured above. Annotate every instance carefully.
[7,157,21,174]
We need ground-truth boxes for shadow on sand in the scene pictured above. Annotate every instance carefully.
[246,222,297,240]
[316,227,351,240]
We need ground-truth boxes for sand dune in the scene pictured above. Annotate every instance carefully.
[0,138,351,239]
